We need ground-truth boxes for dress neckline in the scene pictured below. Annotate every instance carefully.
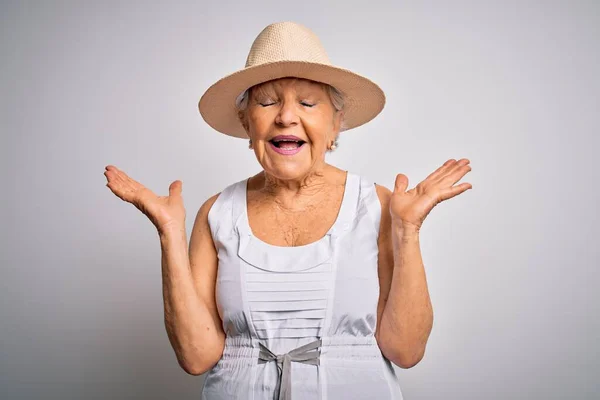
[240,171,352,250]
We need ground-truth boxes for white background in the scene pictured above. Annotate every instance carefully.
[1,1,598,399]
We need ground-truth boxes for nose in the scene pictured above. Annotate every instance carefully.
[275,99,299,127]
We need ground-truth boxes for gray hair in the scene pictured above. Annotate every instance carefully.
[236,81,347,133]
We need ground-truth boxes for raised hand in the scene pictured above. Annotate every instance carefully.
[104,165,186,234]
[390,158,472,231]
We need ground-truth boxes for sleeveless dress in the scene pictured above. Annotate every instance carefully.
[201,171,404,400]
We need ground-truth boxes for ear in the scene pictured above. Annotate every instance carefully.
[326,111,343,146]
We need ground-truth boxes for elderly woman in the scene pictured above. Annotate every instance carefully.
[104,22,472,399]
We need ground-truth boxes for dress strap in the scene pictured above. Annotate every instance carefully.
[328,171,360,237]
[231,177,250,236]
[206,180,239,242]
[358,176,382,238]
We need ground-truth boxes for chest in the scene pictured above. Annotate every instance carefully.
[246,189,344,247]
[214,176,383,340]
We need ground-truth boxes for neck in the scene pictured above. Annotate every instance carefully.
[255,164,342,211]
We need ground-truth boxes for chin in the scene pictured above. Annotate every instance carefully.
[264,162,313,180]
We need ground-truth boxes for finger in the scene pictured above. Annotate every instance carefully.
[394,174,409,193]
[444,158,470,176]
[425,159,456,181]
[106,179,134,202]
[105,170,143,203]
[104,170,120,186]
[431,158,470,182]
[438,183,472,202]
[113,169,142,191]
[106,180,132,202]
[112,170,127,185]
[169,180,182,197]
[441,162,472,186]
[450,158,470,169]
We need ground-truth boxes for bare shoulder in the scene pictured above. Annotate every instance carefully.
[189,191,222,268]
[374,183,392,205]
[194,192,222,226]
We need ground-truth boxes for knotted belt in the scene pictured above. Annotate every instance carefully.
[258,338,322,400]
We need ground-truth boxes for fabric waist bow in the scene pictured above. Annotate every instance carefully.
[258,338,322,400]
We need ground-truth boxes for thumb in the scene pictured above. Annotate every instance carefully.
[169,180,182,197]
[394,174,409,193]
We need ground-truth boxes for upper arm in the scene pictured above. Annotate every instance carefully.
[188,192,226,368]
[373,184,394,342]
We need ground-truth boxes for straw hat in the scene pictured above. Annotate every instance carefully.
[198,21,386,139]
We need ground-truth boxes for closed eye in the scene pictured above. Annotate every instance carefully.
[258,101,315,107]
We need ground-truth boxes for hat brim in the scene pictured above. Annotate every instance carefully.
[198,61,386,138]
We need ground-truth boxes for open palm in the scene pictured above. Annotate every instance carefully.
[390,158,472,230]
[104,165,185,233]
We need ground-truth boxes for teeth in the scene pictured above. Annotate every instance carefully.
[272,139,304,149]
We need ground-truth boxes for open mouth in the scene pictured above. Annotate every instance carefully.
[269,139,306,149]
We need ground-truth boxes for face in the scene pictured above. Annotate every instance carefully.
[240,78,342,181]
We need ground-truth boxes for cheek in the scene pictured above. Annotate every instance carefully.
[255,107,281,122]
[247,114,272,137]
[305,121,333,145]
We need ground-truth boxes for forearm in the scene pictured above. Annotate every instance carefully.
[379,223,434,367]
[159,226,221,373]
